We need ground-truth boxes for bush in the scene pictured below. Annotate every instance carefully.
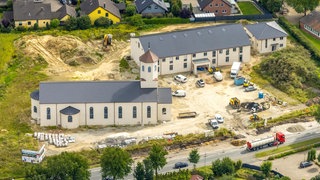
[65,17,78,31]
[125,4,136,16]
[126,14,144,27]
[50,19,60,28]
[143,17,189,25]
[119,58,130,72]
[94,17,111,28]
[16,26,26,32]
[77,15,91,30]
[33,23,39,30]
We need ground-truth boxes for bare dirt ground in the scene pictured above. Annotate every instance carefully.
[17,23,312,156]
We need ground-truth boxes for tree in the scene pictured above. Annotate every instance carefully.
[171,2,181,17]
[318,153,320,162]
[260,161,272,177]
[33,23,39,30]
[126,14,144,27]
[188,149,200,169]
[212,157,235,177]
[101,147,133,180]
[311,175,320,180]
[77,15,91,30]
[307,148,317,161]
[148,144,168,178]
[189,3,193,13]
[180,8,192,18]
[65,17,78,31]
[143,158,154,180]
[234,160,242,171]
[94,17,111,27]
[50,19,60,28]
[212,159,223,176]
[260,0,283,12]
[286,0,320,16]
[126,4,136,16]
[1,19,10,28]
[134,162,145,180]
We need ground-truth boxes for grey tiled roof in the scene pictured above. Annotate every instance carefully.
[134,23,251,58]
[135,0,168,13]
[55,5,77,19]
[300,11,320,32]
[114,2,126,11]
[80,0,120,18]
[198,0,231,9]
[60,106,80,115]
[30,90,39,100]
[13,0,53,21]
[38,81,171,104]
[245,21,288,40]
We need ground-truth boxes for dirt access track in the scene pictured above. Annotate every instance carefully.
[17,23,309,155]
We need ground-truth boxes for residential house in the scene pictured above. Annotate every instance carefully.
[197,0,232,16]
[80,0,121,24]
[245,21,288,53]
[55,4,77,25]
[135,0,168,17]
[114,2,126,14]
[30,50,172,129]
[131,24,251,75]
[13,0,53,28]
[299,10,320,39]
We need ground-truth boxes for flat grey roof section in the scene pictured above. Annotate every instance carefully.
[245,21,288,40]
[134,24,251,58]
[39,81,171,104]
[192,58,210,64]
[158,88,172,104]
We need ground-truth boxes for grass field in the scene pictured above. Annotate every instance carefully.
[300,29,320,49]
[238,2,262,15]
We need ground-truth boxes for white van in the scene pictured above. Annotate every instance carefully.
[230,62,241,78]
[172,90,186,97]
[213,71,223,81]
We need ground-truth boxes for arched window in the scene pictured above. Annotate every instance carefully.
[89,107,94,119]
[142,65,144,72]
[104,107,108,119]
[147,106,151,118]
[133,106,137,118]
[68,115,72,122]
[154,65,157,71]
[33,106,37,113]
[148,66,151,72]
[162,108,166,115]
[118,106,122,118]
[46,107,51,120]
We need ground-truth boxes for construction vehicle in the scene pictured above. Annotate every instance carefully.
[249,113,262,121]
[103,34,112,48]
[229,97,240,109]
[246,132,285,151]
[208,66,220,74]
[243,79,254,87]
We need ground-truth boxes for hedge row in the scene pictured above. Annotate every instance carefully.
[267,142,320,160]
[278,17,320,61]
[143,17,190,25]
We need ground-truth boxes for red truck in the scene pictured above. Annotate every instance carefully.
[246,132,285,151]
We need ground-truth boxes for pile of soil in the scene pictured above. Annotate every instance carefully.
[286,125,305,133]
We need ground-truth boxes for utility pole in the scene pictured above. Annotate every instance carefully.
[204,152,207,166]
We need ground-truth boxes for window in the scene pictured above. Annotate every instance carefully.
[118,106,122,118]
[155,6,158,9]
[192,54,196,58]
[239,47,243,53]
[19,22,22,26]
[273,38,276,41]
[215,3,218,6]
[215,10,218,13]
[89,107,94,119]
[46,108,51,120]
[28,21,31,25]
[184,58,187,62]
[209,3,212,7]
[142,65,144,71]
[33,106,37,113]
[148,66,151,72]
[222,10,226,13]
[169,65,173,70]
[104,107,108,119]
[133,106,137,118]
[280,44,283,47]
[162,59,166,62]
[148,5,151,9]
[226,49,229,55]
[176,56,179,60]
[147,106,151,118]
[204,52,207,56]
[219,50,223,54]
[280,37,283,40]
[162,108,167,115]
[170,60,173,64]
[212,59,216,64]
[265,39,268,48]
[184,63,187,68]
[221,3,224,6]
[154,65,157,71]
[239,55,243,62]
[68,116,72,122]
[226,57,229,62]
[98,10,101,14]
[212,51,216,57]
[233,48,236,52]
[138,43,140,48]
[105,13,109,17]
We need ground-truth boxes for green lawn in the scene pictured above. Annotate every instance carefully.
[300,29,320,49]
[238,2,262,15]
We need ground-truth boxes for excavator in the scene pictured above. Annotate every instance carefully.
[250,113,262,121]
[229,97,240,109]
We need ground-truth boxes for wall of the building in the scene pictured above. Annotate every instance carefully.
[255,37,287,53]
[140,61,158,88]
[31,99,40,124]
[15,19,51,28]
[60,113,80,129]
[39,104,58,127]
[131,38,146,65]
[140,3,166,15]
[88,7,120,25]
[157,104,171,121]
[202,0,231,16]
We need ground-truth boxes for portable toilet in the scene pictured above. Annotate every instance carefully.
[234,76,245,86]
[258,91,264,99]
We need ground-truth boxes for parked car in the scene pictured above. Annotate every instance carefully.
[197,66,205,71]
[174,74,187,83]
[300,161,312,168]
[196,79,205,87]
[213,71,223,81]
[172,90,186,97]
[245,86,257,92]
[214,114,224,123]
[174,162,188,169]
[209,119,219,129]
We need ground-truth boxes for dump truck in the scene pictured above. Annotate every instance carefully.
[246,132,285,151]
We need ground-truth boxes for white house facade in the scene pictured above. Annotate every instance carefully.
[31,50,172,129]
[245,21,288,54]
[131,24,251,75]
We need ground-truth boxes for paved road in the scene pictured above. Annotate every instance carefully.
[90,126,320,180]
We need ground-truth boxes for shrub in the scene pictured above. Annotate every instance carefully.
[125,4,136,16]
[94,17,111,28]
[77,15,91,30]
[16,26,26,32]
[143,17,189,25]
[33,23,39,30]
[119,58,130,72]
[65,17,78,31]
[126,14,144,27]
[50,19,60,28]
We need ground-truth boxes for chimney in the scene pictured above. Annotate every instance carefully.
[104,3,106,8]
